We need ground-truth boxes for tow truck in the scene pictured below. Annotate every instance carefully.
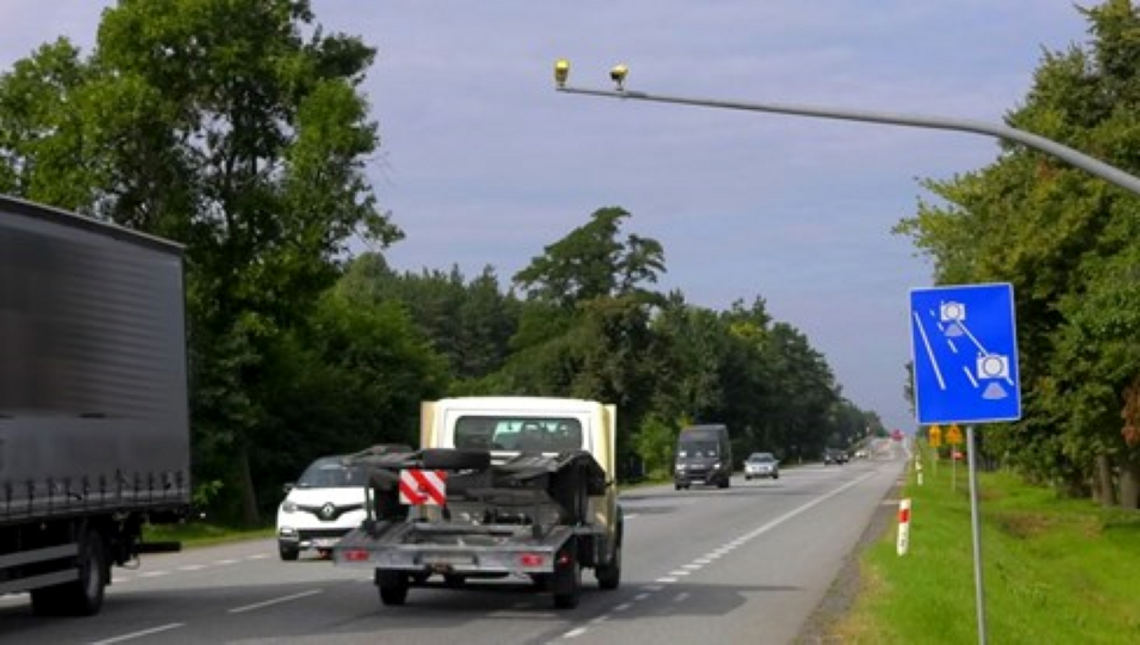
[333,397,623,609]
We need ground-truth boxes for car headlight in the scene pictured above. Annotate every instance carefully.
[676,463,686,471]
[281,501,297,513]
[713,462,722,469]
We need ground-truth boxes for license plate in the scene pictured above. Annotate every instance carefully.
[313,538,339,548]
[423,554,474,566]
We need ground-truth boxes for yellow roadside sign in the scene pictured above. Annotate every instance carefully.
[947,424,963,445]
[928,425,942,447]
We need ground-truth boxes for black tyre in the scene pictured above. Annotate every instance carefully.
[32,528,107,616]
[279,542,300,561]
[378,571,409,606]
[421,448,491,470]
[595,535,622,590]
[552,542,581,609]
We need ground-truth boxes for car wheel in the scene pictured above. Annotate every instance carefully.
[279,542,300,561]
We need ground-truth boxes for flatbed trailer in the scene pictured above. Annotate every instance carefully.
[333,446,622,609]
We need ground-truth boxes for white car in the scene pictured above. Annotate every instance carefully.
[276,455,372,560]
[743,452,780,480]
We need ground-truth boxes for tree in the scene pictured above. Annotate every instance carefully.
[513,206,665,308]
[895,0,1140,508]
[0,0,400,524]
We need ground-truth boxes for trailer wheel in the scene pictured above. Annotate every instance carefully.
[377,571,409,606]
[421,448,490,470]
[32,527,108,616]
[552,542,581,609]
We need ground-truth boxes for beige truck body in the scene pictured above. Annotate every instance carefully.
[419,396,619,531]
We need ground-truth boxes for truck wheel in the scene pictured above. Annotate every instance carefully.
[279,542,300,561]
[421,448,490,470]
[552,543,581,609]
[378,571,409,606]
[595,536,622,590]
[33,528,107,616]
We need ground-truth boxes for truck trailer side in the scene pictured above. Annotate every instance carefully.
[0,195,191,616]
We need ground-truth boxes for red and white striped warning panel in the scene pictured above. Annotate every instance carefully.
[399,469,448,506]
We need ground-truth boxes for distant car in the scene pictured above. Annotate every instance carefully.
[744,452,780,480]
[823,449,849,465]
[276,445,410,561]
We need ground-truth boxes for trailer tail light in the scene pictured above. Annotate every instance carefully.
[343,549,371,562]
[519,553,545,567]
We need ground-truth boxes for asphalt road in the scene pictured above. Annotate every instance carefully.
[0,450,906,644]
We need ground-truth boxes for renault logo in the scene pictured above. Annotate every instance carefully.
[320,503,336,520]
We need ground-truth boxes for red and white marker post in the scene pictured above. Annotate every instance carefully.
[897,498,912,556]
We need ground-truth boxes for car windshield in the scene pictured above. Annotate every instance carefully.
[748,453,775,463]
[296,457,365,488]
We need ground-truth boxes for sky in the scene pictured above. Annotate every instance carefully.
[0,1,1097,434]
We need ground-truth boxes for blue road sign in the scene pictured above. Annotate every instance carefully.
[910,283,1021,425]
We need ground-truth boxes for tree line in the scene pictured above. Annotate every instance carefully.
[0,0,877,525]
[897,0,1140,509]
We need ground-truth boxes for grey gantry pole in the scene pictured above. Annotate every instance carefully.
[553,67,1140,196]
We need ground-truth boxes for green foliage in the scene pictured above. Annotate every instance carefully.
[634,415,679,479]
[894,0,1140,506]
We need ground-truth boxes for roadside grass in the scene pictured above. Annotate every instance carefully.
[831,459,1140,644]
[143,521,274,548]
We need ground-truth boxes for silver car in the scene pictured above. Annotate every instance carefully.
[743,452,779,480]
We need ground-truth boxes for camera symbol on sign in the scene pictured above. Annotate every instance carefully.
[977,353,1009,379]
[940,301,966,337]
[940,301,966,322]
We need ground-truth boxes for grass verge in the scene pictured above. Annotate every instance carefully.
[143,521,274,549]
[829,459,1140,644]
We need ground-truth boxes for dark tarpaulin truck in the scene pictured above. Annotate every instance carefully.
[0,195,191,616]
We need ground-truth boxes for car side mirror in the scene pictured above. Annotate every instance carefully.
[283,483,295,494]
